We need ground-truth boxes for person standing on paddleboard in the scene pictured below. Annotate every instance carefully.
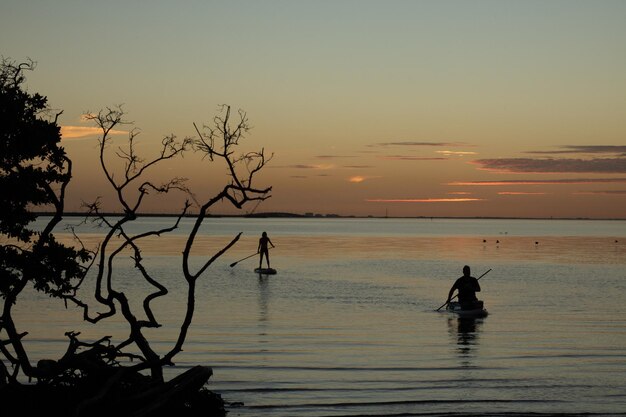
[258,232,275,269]
[446,265,482,310]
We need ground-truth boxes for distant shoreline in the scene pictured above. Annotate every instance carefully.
[34,211,626,221]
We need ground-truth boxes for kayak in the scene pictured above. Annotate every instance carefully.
[446,301,488,318]
[254,267,277,275]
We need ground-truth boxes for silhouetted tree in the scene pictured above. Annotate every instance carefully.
[0,59,272,416]
[1,58,93,384]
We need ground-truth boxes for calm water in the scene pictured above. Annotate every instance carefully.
[16,217,626,416]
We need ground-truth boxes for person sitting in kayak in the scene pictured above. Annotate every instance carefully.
[258,232,275,269]
[446,265,482,310]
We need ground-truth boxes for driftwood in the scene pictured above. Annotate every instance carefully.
[114,366,219,417]
[0,365,225,417]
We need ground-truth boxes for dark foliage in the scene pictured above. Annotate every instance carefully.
[0,58,90,302]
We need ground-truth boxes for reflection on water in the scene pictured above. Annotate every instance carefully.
[448,316,484,366]
[257,276,271,325]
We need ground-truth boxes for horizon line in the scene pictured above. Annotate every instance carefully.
[33,211,626,221]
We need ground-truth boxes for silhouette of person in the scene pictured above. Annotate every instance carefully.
[257,232,275,269]
[446,265,482,310]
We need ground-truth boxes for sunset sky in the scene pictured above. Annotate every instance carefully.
[3,1,626,218]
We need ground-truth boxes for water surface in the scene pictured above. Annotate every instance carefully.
[17,217,626,416]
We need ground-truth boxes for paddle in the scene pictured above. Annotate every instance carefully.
[229,252,259,268]
[435,268,492,311]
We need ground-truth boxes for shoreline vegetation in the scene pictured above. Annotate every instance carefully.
[36,211,626,221]
[2,62,265,417]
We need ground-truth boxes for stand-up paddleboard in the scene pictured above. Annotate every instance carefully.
[446,301,488,318]
[254,267,277,275]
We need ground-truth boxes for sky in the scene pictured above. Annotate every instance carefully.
[2,1,626,218]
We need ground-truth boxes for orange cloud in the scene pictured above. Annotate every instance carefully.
[448,178,626,186]
[349,175,381,183]
[573,190,626,195]
[366,198,483,203]
[315,155,356,159]
[275,164,335,170]
[527,145,626,155]
[436,150,478,156]
[472,158,626,174]
[61,125,126,139]
[371,141,471,147]
[498,192,548,195]
[378,155,447,161]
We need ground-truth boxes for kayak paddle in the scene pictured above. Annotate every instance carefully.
[229,252,259,268]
